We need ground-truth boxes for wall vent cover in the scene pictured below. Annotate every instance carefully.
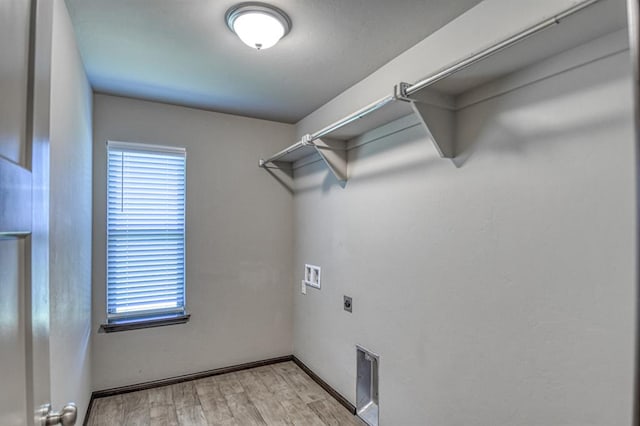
[356,345,379,426]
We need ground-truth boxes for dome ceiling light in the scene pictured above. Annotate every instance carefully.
[225,2,292,50]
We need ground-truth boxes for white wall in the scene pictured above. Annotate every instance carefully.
[91,94,295,390]
[49,0,93,418]
[292,24,636,426]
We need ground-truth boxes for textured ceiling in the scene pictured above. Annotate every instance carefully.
[65,0,482,123]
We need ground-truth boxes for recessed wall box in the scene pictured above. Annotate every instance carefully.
[304,264,321,289]
[344,295,352,312]
[357,345,379,426]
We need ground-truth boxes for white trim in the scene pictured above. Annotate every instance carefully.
[107,140,186,155]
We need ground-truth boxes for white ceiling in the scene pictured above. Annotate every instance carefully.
[65,0,482,123]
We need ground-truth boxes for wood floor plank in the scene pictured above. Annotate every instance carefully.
[249,396,293,426]
[263,366,306,401]
[195,377,235,425]
[278,367,329,404]
[236,369,295,425]
[236,370,270,397]
[308,398,365,426]
[171,381,200,409]
[148,386,179,426]
[194,376,224,400]
[271,361,298,376]
[175,405,208,426]
[254,365,289,391]
[150,405,179,426]
[216,372,244,395]
[148,386,173,406]
[207,418,240,426]
[225,391,267,425]
[199,397,237,426]
[279,397,326,426]
[87,361,358,426]
[89,395,125,426]
[122,391,150,426]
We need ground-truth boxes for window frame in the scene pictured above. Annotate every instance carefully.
[102,140,189,331]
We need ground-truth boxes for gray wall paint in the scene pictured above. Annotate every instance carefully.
[292,35,636,425]
[91,94,295,390]
[49,0,93,417]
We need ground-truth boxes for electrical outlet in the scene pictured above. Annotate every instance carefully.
[344,295,352,313]
[301,280,306,295]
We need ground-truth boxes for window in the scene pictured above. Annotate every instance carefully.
[106,141,187,326]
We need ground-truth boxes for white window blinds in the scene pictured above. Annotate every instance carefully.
[106,141,186,321]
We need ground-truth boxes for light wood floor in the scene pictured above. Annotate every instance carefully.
[87,361,366,426]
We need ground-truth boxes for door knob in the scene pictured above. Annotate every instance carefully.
[45,403,77,426]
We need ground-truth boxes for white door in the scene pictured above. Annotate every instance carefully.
[0,0,43,424]
[0,1,76,425]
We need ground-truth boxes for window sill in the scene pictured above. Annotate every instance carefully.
[99,313,191,333]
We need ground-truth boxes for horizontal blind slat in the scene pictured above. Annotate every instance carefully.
[108,295,184,304]
[108,291,184,300]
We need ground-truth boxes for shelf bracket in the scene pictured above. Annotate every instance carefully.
[397,82,456,159]
[312,137,348,183]
[411,101,456,158]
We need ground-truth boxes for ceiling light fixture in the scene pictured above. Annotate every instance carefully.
[225,2,291,50]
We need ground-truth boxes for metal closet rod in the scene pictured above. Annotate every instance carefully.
[259,0,602,168]
[258,95,396,166]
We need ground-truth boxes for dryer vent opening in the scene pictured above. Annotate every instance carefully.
[356,345,379,426]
